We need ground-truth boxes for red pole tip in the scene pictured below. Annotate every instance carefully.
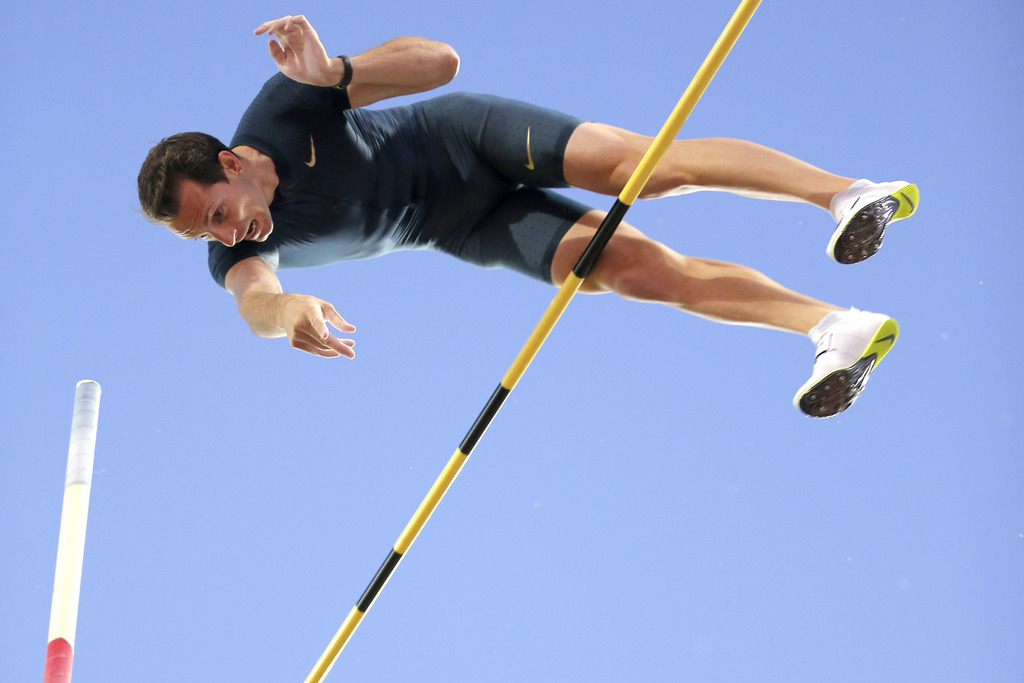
[43,638,73,683]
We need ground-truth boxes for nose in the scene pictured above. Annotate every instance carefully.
[209,223,240,247]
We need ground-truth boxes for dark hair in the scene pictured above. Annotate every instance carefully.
[137,132,230,224]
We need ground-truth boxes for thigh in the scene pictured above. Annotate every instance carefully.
[445,188,592,284]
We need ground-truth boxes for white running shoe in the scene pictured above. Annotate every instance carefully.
[828,180,919,264]
[793,308,898,418]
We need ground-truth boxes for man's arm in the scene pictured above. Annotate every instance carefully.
[254,15,460,108]
[224,256,357,358]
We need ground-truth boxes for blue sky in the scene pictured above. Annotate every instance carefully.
[2,1,1021,681]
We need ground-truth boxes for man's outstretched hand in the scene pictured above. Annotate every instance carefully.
[226,254,357,359]
[275,293,357,359]
[254,15,341,87]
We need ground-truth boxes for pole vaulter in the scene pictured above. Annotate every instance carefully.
[305,2,762,680]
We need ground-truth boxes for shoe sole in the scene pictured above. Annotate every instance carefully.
[828,183,919,264]
[794,317,899,418]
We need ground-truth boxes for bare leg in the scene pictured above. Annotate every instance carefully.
[563,123,854,208]
[552,212,839,334]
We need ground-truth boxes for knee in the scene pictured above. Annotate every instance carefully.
[589,236,685,301]
[565,124,655,196]
[635,140,698,199]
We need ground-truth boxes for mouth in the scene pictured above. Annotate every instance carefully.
[244,219,257,241]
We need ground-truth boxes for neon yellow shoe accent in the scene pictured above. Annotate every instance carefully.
[863,316,899,367]
[892,183,919,221]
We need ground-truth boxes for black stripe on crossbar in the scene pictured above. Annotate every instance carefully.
[573,199,630,279]
[357,548,404,613]
[458,384,511,455]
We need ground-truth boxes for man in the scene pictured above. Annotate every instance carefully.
[138,15,918,418]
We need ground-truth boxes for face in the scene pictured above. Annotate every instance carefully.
[169,156,273,246]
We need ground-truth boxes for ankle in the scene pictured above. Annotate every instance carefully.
[829,179,873,217]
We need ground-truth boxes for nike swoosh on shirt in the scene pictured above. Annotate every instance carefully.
[524,127,535,170]
[305,135,317,168]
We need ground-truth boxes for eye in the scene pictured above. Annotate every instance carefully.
[213,207,224,222]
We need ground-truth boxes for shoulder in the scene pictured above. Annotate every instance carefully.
[208,241,280,289]
[233,75,355,180]
[246,72,352,114]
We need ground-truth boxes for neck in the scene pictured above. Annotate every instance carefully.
[232,145,279,204]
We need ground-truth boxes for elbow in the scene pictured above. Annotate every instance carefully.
[432,42,460,87]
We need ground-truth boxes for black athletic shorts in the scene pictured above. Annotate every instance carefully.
[412,93,592,283]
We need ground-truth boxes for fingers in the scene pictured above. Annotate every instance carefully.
[254,15,309,36]
[259,16,302,66]
[291,301,356,359]
[266,39,285,66]
[252,14,335,86]
[307,305,331,340]
[292,334,356,359]
[277,293,357,358]
[291,322,356,358]
[323,303,357,334]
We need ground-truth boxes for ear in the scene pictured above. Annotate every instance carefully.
[218,150,243,175]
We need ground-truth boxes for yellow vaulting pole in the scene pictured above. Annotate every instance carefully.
[304,2,761,680]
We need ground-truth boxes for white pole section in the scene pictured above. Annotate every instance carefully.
[44,379,101,683]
